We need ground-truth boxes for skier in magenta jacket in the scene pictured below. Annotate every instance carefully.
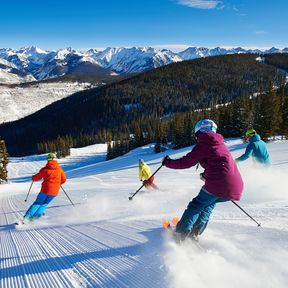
[162,119,244,241]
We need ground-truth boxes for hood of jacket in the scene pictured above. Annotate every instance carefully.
[197,132,224,146]
[249,134,261,143]
[45,160,60,170]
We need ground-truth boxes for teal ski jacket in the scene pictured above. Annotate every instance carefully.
[236,134,271,165]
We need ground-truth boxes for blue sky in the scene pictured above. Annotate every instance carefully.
[1,0,287,50]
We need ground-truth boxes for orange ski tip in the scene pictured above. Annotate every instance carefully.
[172,217,179,225]
[162,220,170,229]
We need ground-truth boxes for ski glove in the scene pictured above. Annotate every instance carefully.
[200,172,206,181]
[162,155,170,166]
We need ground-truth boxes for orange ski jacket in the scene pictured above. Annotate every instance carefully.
[32,160,66,196]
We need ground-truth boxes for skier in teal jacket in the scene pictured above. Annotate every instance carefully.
[236,129,271,165]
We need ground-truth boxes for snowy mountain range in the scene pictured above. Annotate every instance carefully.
[0,46,287,84]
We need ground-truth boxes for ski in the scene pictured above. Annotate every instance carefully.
[163,220,172,231]
[162,217,205,252]
[162,217,179,231]
[15,220,25,226]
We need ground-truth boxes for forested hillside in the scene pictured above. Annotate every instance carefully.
[264,53,288,71]
[0,53,287,156]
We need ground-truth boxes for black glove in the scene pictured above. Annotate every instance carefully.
[162,155,170,166]
[200,172,206,181]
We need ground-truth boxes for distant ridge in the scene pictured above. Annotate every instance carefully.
[0,46,287,83]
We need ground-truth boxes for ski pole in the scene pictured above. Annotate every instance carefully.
[129,164,163,201]
[24,181,34,202]
[231,200,261,227]
[60,186,75,206]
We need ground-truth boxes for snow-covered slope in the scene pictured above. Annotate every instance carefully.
[88,47,182,74]
[1,139,288,287]
[0,81,96,123]
[0,58,35,84]
[1,46,287,82]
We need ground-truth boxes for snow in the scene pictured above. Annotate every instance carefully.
[0,69,34,85]
[0,82,96,123]
[1,46,287,81]
[1,139,288,287]
[0,58,18,68]
[256,56,264,62]
[0,58,36,84]
[123,103,141,111]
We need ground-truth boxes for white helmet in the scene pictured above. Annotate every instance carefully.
[194,119,217,134]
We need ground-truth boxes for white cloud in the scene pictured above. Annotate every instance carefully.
[176,0,221,9]
[255,30,267,35]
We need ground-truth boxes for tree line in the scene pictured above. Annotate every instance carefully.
[35,80,288,160]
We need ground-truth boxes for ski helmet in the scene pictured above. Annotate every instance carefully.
[194,119,217,134]
[245,129,257,137]
[47,152,56,161]
[139,159,145,165]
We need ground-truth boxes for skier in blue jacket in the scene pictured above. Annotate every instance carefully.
[236,129,271,165]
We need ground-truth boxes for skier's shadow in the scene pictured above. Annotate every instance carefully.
[0,224,16,231]
[0,203,79,216]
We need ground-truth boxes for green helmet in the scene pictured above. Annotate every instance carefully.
[47,152,56,161]
[245,129,257,137]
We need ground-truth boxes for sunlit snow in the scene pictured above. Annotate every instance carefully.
[0,139,287,287]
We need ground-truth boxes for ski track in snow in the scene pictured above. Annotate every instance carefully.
[1,141,288,287]
[0,195,165,288]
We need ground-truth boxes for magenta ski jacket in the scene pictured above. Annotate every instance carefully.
[165,132,243,200]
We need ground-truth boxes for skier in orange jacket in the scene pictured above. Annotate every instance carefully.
[23,153,66,222]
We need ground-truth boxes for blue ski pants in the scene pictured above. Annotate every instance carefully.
[176,188,227,235]
[24,192,55,220]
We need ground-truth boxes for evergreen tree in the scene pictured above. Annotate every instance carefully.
[172,113,185,149]
[0,139,8,183]
[209,105,220,127]
[218,106,232,137]
[230,96,252,137]
[257,81,282,139]
[132,122,144,148]
[106,142,113,160]
[56,136,71,158]
[252,88,263,134]
[183,113,193,147]
[280,87,288,137]
[155,121,164,153]
[155,120,169,152]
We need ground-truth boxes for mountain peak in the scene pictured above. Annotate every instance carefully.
[0,45,287,82]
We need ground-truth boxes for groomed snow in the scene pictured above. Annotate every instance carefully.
[1,139,288,287]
